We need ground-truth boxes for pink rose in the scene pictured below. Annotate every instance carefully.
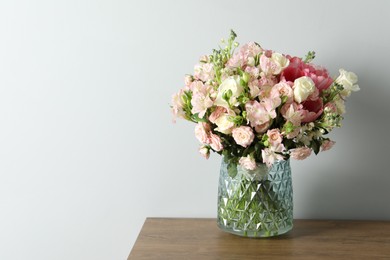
[290,147,312,160]
[232,126,255,147]
[239,156,257,171]
[321,140,335,151]
[267,129,283,147]
[209,133,223,152]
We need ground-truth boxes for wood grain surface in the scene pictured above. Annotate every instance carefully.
[128,218,390,259]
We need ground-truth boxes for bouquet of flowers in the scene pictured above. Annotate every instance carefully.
[171,30,359,176]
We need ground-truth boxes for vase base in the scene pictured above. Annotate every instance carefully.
[217,222,293,238]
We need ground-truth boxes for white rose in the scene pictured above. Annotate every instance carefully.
[214,76,244,108]
[293,76,316,103]
[214,114,235,134]
[335,69,360,97]
[270,53,290,75]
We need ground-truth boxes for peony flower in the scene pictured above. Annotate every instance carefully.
[290,147,312,160]
[321,140,335,151]
[300,98,324,123]
[267,129,283,147]
[239,156,257,171]
[293,76,316,103]
[214,76,244,108]
[304,64,333,91]
[232,126,255,147]
[199,145,210,159]
[281,56,306,82]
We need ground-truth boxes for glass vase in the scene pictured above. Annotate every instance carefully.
[217,158,293,237]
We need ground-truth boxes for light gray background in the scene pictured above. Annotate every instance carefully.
[1,0,389,259]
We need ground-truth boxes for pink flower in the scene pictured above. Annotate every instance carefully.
[184,75,193,89]
[194,63,215,82]
[281,56,306,82]
[190,81,213,118]
[262,143,285,167]
[321,140,335,151]
[300,98,324,123]
[232,126,255,147]
[239,156,257,171]
[281,103,303,126]
[267,129,283,147]
[245,97,280,133]
[209,106,227,124]
[194,122,223,152]
[191,93,213,118]
[290,147,312,160]
[194,122,210,144]
[304,64,333,91]
[273,81,294,103]
[324,102,337,113]
[171,89,186,123]
[209,133,223,151]
[255,121,271,133]
[199,145,210,159]
[227,42,263,68]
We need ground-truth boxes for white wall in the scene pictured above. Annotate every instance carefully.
[1,0,389,259]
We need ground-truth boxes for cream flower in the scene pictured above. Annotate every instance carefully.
[293,76,316,103]
[214,76,244,108]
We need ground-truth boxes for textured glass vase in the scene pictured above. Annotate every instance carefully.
[217,158,293,237]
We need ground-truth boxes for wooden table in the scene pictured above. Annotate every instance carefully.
[128,218,390,259]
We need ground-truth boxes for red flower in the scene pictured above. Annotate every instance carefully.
[301,98,324,123]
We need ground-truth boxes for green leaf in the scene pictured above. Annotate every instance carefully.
[311,139,321,155]
[227,162,238,178]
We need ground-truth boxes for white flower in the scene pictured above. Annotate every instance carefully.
[270,53,290,75]
[293,76,316,103]
[214,76,244,108]
[335,69,360,97]
[213,113,235,134]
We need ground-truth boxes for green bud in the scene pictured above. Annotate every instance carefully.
[242,72,250,83]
